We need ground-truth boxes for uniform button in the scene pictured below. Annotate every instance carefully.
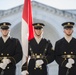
[35,53,37,55]
[34,67,36,70]
[4,57,7,59]
[40,54,42,55]
[7,67,9,69]
[40,66,42,70]
[7,54,9,56]
[1,53,3,55]
[64,52,66,54]
[30,48,31,50]
[32,54,34,56]
[71,52,73,54]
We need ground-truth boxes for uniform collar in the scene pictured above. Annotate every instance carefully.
[34,36,42,44]
[2,35,10,43]
[64,35,72,43]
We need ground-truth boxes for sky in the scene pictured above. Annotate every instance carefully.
[0,0,76,10]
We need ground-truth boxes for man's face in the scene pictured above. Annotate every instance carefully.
[1,29,9,37]
[34,28,43,36]
[64,28,73,36]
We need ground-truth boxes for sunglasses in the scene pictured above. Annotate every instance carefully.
[34,27,42,30]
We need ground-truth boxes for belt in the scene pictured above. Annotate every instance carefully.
[0,56,8,60]
[0,56,16,64]
[31,54,45,59]
[61,55,76,58]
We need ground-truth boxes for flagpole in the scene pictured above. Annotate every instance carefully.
[22,0,34,65]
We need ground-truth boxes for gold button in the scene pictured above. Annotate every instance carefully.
[40,68,42,70]
[67,55,71,58]
[34,68,36,70]
[35,53,37,55]
[30,48,31,50]
[39,66,42,70]
[36,55,40,58]
[4,57,7,59]
[32,54,34,56]
[7,67,9,69]
[39,65,42,68]
[71,52,73,54]
[1,53,3,55]
[7,54,9,56]
[45,49,47,50]
[64,52,66,54]
[40,54,42,55]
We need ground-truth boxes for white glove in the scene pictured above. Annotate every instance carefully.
[0,63,7,69]
[0,58,11,70]
[2,58,11,65]
[65,63,72,69]
[21,70,29,75]
[68,58,75,64]
[36,60,44,67]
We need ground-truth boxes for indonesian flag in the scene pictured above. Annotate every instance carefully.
[21,0,34,64]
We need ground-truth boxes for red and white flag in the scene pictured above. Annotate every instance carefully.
[21,0,34,64]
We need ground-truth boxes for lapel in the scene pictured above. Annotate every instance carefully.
[0,37,11,52]
[30,38,44,52]
[63,37,73,44]
[32,38,43,46]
